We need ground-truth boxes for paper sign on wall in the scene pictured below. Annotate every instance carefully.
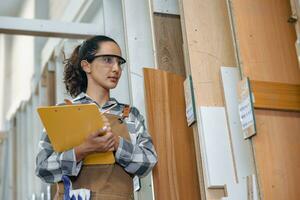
[133,176,141,192]
[237,77,256,139]
[184,75,196,126]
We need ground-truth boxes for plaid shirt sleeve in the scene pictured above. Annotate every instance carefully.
[35,129,82,183]
[115,107,158,177]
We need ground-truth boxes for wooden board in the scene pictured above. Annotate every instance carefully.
[250,80,300,112]
[143,68,201,200]
[231,0,300,84]
[153,13,186,76]
[179,0,236,107]
[179,0,237,198]
[230,0,300,199]
[253,110,300,200]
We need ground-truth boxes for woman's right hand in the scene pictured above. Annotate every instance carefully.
[74,116,115,162]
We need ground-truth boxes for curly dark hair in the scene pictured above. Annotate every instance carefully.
[63,35,119,97]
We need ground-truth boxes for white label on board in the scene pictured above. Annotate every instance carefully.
[238,96,254,130]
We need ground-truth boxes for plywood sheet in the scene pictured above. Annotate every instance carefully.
[253,110,300,200]
[231,0,300,84]
[179,0,237,198]
[153,13,186,76]
[143,68,201,200]
[180,0,236,106]
[230,0,300,199]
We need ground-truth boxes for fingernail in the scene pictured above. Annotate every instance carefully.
[102,126,107,131]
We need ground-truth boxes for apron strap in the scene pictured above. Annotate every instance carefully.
[122,105,130,118]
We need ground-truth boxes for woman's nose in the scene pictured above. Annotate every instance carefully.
[112,61,121,73]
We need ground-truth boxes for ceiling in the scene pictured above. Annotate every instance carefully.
[0,0,23,16]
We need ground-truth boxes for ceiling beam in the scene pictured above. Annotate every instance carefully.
[0,16,101,38]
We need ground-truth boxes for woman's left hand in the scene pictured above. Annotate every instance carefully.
[102,115,120,151]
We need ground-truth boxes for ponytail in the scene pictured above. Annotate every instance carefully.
[63,45,87,97]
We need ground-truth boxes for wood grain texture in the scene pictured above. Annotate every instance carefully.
[180,0,236,107]
[143,68,201,200]
[253,110,300,200]
[231,0,300,84]
[230,0,300,199]
[179,0,237,198]
[153,13,186,76]
[250,80,300,111]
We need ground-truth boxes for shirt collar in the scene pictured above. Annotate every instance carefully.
[73,92,119,109]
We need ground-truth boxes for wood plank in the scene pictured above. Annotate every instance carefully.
[143,68,201,200]
[253,110,300,200]
[180,0,236,106]
[231,0,300,84]
[250,80,300,111]
[153,13,186,76]
[230,0,300,199]
[179,0,237,198]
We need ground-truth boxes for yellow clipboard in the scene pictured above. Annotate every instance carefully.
[37,104,115,165]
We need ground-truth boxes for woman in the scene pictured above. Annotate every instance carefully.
[35,35,157,199]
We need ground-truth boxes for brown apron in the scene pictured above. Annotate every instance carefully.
[55,113,134,200]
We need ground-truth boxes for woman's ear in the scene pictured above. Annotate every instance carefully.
[81,60,91,74]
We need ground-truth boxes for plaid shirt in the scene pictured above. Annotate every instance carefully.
[35,93,157,183]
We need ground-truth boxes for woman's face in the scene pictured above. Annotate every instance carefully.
[84,41,124,90]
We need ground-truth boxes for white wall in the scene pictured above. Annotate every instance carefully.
[0,35,5,131]
[49,0,70,20]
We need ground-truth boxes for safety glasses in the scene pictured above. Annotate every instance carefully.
[89,54,126,68]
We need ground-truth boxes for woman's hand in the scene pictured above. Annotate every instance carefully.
[74,115,116,161]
